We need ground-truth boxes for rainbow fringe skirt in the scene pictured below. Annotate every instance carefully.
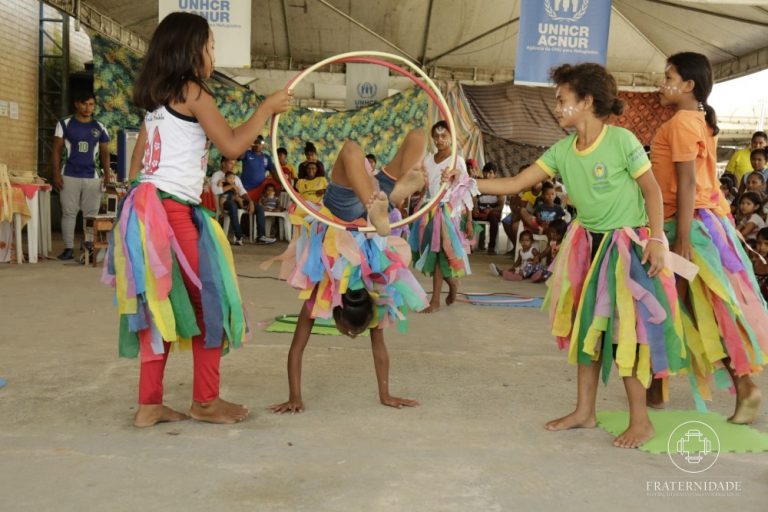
[102,183,247,362]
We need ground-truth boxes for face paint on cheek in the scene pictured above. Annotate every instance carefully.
[661,84,681,94]
[561,105,581,118]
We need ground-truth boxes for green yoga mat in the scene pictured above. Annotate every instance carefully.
[597,409,768,454]
[265,314,342,336]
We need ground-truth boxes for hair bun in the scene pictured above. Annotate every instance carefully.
[342,288,370,306]
[611,98,624,116]
[304,142,316,152]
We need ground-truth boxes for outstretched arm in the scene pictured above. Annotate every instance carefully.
[476,164,550,196]
[370,328,420,409]
[187,84,292,159]
[270,302,315,413]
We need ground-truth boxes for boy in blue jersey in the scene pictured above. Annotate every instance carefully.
[52,91,112,260]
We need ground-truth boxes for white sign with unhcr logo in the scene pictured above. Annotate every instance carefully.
[159,0,251,68]
[345,63,389,110]
[515,0,612,86]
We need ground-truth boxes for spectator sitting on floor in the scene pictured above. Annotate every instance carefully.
[736,191,765,243]
[750,227,768,301]
[489,229,539,281]
[726,130,768,184]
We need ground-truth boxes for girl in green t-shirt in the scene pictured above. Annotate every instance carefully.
[472,63,685,450]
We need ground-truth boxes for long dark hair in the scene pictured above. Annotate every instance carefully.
[667,52,719,135]
[550,63,623,118]
[133,12,213,111]
[333,289,374,335]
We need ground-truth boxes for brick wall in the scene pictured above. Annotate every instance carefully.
[0,0,40,175]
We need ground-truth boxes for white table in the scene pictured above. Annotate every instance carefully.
[12,184,52,263]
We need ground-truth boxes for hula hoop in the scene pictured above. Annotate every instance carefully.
[270,51,457,232]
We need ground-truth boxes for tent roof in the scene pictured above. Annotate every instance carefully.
[84,0,768,82]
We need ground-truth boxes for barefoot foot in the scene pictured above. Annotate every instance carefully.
[544,409,597,431]
[445,278,458,306]
[613,419,655,449]
[189,397,249,424]
[368,191,391,236]
[420,298,441,314]
[133,404,189,428]
[728,383,762,424]
[389,166,427,206]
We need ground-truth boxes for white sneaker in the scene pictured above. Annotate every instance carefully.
[233,237,244,246]
[258,235,277,244]
[489,263,500,276]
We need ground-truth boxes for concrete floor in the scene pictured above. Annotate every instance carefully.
[1,241,766,511]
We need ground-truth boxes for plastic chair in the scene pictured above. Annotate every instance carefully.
[214,188,250,242]
[473,204,512,254]
[263,191,292,241]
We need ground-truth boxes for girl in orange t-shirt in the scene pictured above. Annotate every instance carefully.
[650,52,768,424]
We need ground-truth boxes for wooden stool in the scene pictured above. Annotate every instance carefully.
[84,215,114,267]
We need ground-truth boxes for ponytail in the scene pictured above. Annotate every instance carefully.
[702,102,719,136]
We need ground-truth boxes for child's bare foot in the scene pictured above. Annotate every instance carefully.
[389,166,426,206]
[545,409,597,431]
[613,419,655,449]
[189,397,249,424]
[368,191,391,236]
[646,380,665,409]
[728,381,761,424]
[420,298,441,313]
[445,278,458,306]
[133,404,189,428]
[380,394,420,409]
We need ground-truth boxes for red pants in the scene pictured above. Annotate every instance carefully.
[138,199,222,404]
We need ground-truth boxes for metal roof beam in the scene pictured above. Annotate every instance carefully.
[42,0,147,53]
[419,0,435,66]
[713,45,768,82]
[282,0,293,62]
[314,0,418,62]
[646,0,768,28]
[424,17,519,67]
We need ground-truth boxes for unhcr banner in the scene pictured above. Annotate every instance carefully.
[515,0,612,86]
[159,0,251,68]
[346,63,389,110]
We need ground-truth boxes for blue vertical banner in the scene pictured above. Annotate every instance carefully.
[515,0,612,86]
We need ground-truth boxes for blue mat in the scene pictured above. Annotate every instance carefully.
[459,293,543,308]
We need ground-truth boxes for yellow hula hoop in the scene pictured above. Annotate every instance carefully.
[269,50,457,232]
